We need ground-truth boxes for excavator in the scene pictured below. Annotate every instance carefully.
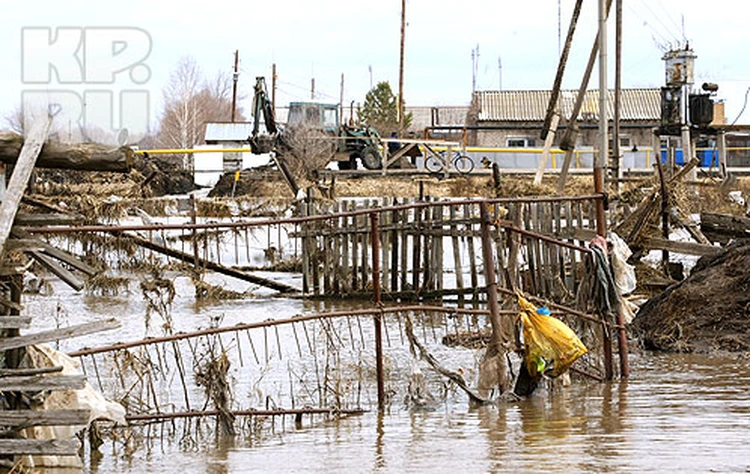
[247,76,383,189]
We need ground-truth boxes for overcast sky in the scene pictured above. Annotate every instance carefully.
[2,0,749,137]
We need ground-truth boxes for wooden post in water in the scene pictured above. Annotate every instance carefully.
[369,212,385,410]
[479,202,509,393]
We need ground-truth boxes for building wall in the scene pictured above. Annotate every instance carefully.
[475,120,658,149]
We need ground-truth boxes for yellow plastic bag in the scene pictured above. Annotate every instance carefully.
[517,295,588,378]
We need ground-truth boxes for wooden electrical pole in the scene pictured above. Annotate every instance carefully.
[398,0,406,137]
[271,63,277,112]
[340,73,345,124]
[231,50,239,123]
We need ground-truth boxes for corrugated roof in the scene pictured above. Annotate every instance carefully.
[204,122,254,142]
[474,88,661,122]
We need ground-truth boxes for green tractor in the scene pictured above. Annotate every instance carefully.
[286,102,383,170]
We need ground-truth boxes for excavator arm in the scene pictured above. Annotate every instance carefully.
[249,76,278,154]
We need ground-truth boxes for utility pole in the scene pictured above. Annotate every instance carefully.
[231,50,239,122]
[311,78,315,100]
[398,0,406,137]
[340,73,345,124]
[596,0,609,235]
[271,63,277,112]
[613,0,622,191]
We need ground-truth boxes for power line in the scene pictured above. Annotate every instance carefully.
[633,0,682,44]
[652,0,685,42]
[624,2,675,51]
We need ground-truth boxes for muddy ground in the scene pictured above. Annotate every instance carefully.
[633,240,750,353]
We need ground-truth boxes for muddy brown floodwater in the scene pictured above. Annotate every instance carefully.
[24,277,750,474]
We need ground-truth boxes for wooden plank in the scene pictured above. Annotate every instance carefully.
[361,200,370,291]
[0,374,86,391]
[0,366,62,377]
[0,318,120,352]
[450,206,465,296]
[14,213,84,226]
[639,237,722,257]
[0,439,80,455]
[0,116,51,256]
[390,201,400,293]
[341,201,350,293]
[464,204,478,295]
[399,202,409,291]
[0,316,30,329]
[4,239,45,251]
[535,112,560,185]
[381,198,390,292]
[28,250,85,291]
[13,229,99,276]
[0,409,89,427]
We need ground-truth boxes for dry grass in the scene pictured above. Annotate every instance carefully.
[85,273,130,296]
[192,278,249,300]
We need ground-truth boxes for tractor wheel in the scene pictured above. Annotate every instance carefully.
[360,146,382,170]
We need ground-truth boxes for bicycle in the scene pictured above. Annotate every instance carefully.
[424,150,475,175]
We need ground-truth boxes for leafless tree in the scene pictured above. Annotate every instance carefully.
[157,57,244,170]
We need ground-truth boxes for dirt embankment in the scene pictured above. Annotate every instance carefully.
[633,240,750,353]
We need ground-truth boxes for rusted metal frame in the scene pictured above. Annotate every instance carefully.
[495,220,592,254]
[68,305,497,357]
[20,195,606,235]
[123,407,366,422]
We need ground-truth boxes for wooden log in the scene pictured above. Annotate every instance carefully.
[0,439,80,455]
[0,374,86,391]
[0,316,32,329]
[0,409,89,427]
[0,118,51,257]
[0,318,120,352]
[0,131,132,171]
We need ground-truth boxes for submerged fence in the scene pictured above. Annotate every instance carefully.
[22,192,626,435]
